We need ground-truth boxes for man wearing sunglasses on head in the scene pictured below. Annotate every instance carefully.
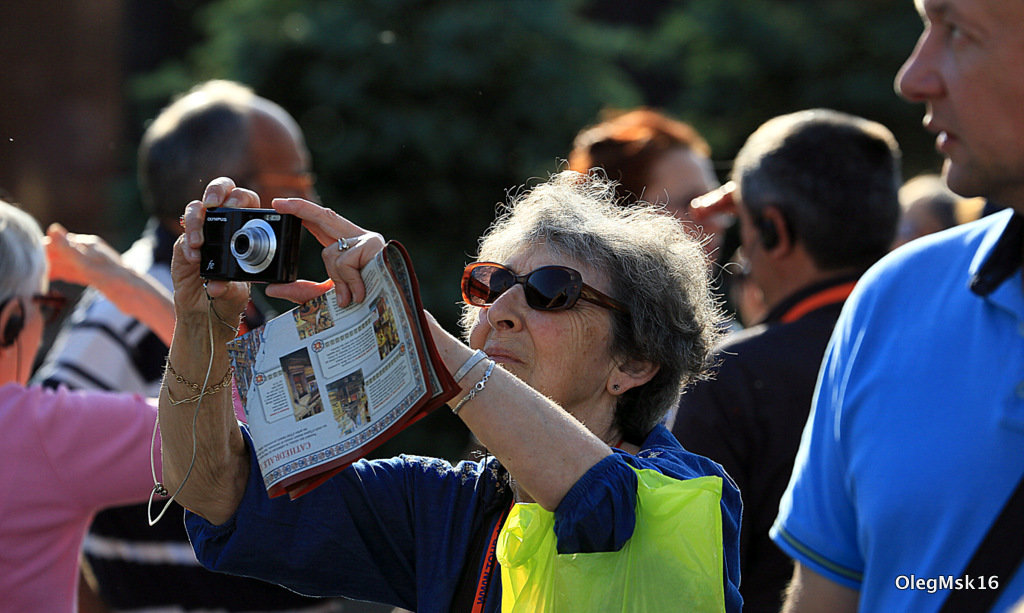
[160,171,742,611]
[0,197,180,611]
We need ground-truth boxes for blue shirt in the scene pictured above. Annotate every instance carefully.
[187,424,742,612]
[772,209,1024,612]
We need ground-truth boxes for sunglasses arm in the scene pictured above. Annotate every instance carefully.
[580,287,630,313]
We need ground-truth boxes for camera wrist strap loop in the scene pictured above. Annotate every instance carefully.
[204,280,242,335]
[147,295,221,526]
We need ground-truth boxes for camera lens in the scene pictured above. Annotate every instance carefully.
[234,234,251,255]
[230,218,278,274]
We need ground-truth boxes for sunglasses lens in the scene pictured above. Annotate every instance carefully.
[524,267,580,310]
[464,265,514,306]
[462,264,586,311]
[32,293,66,325]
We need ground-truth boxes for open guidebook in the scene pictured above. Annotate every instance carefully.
[226,241,459,499]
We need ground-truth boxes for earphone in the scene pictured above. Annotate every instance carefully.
[757,216,779,250]
[1,298,25,348]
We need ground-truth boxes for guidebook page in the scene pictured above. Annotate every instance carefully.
[227,249,432,495]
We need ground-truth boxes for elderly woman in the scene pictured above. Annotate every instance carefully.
[165,172,742,612]
[0,198,175,611]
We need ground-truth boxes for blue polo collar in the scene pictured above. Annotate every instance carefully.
[970,211,1024,296]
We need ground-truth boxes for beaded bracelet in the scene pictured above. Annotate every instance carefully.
[451,360,495,416]
[164,359,234,401]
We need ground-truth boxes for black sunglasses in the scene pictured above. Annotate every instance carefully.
[32,291,68,325]
[461,262,629,314]
[0,290,67,327]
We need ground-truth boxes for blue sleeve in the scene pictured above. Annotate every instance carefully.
[186,427,497,610]
[553,426,743,612]
[770,302,865,590]
[552,452,638,554]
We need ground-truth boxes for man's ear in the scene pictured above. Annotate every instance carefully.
[608,359,660,396]
[760,206,794,254]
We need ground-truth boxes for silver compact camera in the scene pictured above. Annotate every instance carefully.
[200,208,301,283]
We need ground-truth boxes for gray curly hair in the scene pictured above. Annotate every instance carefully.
[460,171,724,442]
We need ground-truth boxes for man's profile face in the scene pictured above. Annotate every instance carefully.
[895,0,1024,209]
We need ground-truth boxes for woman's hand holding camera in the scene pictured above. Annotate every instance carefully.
[174,177,254,330]
[175,175,386,332]
[265,197,385,309]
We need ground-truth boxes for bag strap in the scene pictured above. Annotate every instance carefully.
[452,483,513,613]
[938,473,1024,612]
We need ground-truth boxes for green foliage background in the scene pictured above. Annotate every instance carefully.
[128,0,934,459]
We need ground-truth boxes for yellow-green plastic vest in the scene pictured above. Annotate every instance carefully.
[496,468,726,612]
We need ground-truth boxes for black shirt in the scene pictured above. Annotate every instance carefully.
[671,273,859,613]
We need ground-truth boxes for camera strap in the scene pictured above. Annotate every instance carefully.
[938,471,1024,612]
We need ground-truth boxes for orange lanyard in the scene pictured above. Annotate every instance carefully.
[471,503,513,613]
[779,281,857,324]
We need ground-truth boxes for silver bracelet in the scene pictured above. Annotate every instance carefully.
[452,349,488,382]
[451,360,495,416]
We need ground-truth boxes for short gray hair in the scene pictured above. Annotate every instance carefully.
[461,171,724,442]
[0,199,46,306]
[732,108,901,270]
[138,80,257,223]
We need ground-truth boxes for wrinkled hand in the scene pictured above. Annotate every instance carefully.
[44,223,124,286]
[266,197,385,308]
[174,177,252,323]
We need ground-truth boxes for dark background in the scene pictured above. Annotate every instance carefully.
[0,0,936,460]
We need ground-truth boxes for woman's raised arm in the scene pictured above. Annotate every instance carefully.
[159,178,254,524]
[44,224,175,346]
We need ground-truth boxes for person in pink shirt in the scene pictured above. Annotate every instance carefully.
[0,197,174,612]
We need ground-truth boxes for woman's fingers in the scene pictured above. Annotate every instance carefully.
[265,279,335,304]
[181,200,206,262]
[182,183,262,261]
[272,198,366,247]
[220,187,261,210]
[171,234,249,315]
[324,232,386,307]
[201,177,239,207]
[267,233,386,309]
[270,197,386,308]
[175,177,260,318]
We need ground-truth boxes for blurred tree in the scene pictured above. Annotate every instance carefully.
[583,0,935,177]
[130,0,937,310]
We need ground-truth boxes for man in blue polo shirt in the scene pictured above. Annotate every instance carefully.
[771,0,1024,611]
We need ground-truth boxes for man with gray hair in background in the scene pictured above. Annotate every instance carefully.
[670,108,901,612]
[34,80,359,612]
